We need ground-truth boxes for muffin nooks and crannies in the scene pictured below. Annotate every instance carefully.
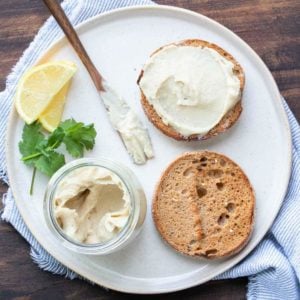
[152,151,255,259]
[138,39,245,140]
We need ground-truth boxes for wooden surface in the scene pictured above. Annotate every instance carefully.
[0,0,299,299]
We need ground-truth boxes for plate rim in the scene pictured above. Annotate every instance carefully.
[5,4,292,294]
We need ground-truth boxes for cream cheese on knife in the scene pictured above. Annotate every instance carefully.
[101,81,154,164]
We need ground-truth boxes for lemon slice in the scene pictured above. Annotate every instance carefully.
[15,61,77,124]
[39,80,71,132]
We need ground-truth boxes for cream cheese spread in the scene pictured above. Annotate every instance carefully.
[139,45,241,137]
[53,166,131,244]
[100,81,153,164]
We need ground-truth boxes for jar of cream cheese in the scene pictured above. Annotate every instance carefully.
[44,158,147,255]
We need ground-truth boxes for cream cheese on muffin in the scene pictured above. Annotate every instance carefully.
[139,45,241,137]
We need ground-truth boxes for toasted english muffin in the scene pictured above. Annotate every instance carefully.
[152,151,255,259]
[137,39,245,141]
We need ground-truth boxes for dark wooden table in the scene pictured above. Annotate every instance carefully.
[0,0,299,299]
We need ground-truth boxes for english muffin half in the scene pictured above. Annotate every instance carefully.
[152,151,255,259]
[138,39,245,141]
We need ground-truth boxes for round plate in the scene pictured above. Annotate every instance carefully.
[6,5,291,294]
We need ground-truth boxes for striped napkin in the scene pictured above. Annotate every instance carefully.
[0,1,299,298]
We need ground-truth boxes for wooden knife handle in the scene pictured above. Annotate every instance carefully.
[43,0,104,91]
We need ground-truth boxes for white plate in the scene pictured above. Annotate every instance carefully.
[6,5,291,294]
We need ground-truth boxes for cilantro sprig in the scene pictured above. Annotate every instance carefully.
[19,119,97,194]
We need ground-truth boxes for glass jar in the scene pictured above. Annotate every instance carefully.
[44,157,147,255]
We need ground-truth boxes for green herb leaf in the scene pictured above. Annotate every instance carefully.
[19,122,44,166]
[46,127,65,150]
[60,119,97,158]
[62,136,84,158]
[34,151,65,177]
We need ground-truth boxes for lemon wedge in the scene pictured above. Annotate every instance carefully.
[39,80,71,132]
[15,61,77,124]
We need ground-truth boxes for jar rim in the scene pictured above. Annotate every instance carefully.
[44,157,144,254]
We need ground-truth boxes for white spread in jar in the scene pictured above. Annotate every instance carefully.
[53,166,131,244]
[139,45,241,137]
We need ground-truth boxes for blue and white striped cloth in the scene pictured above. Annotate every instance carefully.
[0,1,299,298]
